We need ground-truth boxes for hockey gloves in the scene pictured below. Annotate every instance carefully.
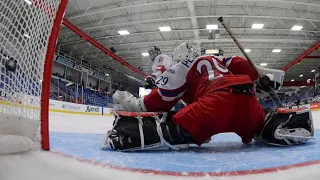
[256,74,281,92]
[144,76,156,89]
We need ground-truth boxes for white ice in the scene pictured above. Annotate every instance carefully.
[0,111,320,180]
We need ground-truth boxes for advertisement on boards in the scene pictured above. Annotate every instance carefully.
[85,105,100,113]
[61,103,81,111]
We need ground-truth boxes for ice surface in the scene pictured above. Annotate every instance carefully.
[0,111,320,180]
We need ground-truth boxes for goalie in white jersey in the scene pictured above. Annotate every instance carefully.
[102,43,314,151]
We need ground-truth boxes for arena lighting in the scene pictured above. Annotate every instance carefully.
[62,19,147,77]
[272,49,281,53]
[291,79,295,82]
[311,70,316,72]
[24,0,32,5]
[251,24,264,29]
[206,24,218,30]
[300,74,303,77]
[159,26,171,32]
[206,49,219,54]
[291,25,303,31]
[24,33,31,38]
[118,30,130,35]
[244,49,251,52]
[141,52,149,56]
[260,63,267,66]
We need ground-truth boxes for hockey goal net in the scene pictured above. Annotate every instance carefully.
[0,0,67,154]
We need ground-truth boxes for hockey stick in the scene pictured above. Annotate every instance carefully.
[217,16,284,108]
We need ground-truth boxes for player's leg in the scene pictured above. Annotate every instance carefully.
[233,93,266,144]
[255,107,314,146]
[173,83,264,146]
[234,89,314,146]
[173,91,236,146]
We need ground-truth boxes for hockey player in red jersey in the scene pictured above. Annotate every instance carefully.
[103,43,314,151]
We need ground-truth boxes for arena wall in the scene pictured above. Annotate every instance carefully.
[48,100,113,116]
[0,98,113,116]
[2,95,320,117]
[49,101,320,115]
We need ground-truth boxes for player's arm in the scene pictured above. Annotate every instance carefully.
[221,56,259,81]
[143,63,189,112]
[112,63,189,112]
[145,55,172,89]
[222,56,284,91]
[150,55,173,78]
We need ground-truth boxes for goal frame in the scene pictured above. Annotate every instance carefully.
[40,0,68,151]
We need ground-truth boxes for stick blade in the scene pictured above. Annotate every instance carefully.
[217,16,224,22]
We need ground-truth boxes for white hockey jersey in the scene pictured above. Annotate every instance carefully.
[150,54,175,79]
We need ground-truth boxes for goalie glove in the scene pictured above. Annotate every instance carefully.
[112,90,147,112]
[144,76,156,89]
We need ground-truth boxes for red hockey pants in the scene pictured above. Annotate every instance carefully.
[173,91,265,146]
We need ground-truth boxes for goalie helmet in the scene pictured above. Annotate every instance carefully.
[256,107,314,146]
[172,42,199,62]
[148,46,161,62]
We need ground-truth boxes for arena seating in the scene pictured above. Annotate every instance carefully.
[2,57,317,109]
[50,78,113,107]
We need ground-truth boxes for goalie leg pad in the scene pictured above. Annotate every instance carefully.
[101,111,196,151]
[256,107,314,146]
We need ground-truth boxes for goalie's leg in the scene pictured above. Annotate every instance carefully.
[255,107,314,146]
[102,111,196,151]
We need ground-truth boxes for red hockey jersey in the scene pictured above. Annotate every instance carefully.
[143,55,259,111]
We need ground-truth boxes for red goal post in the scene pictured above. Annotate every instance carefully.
[0,0,68,153]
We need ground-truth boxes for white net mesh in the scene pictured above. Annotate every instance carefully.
[0,0,63,154]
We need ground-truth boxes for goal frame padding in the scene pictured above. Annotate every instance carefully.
[40,0,69,151]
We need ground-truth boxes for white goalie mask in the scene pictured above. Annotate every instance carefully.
[172,42,199,63]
